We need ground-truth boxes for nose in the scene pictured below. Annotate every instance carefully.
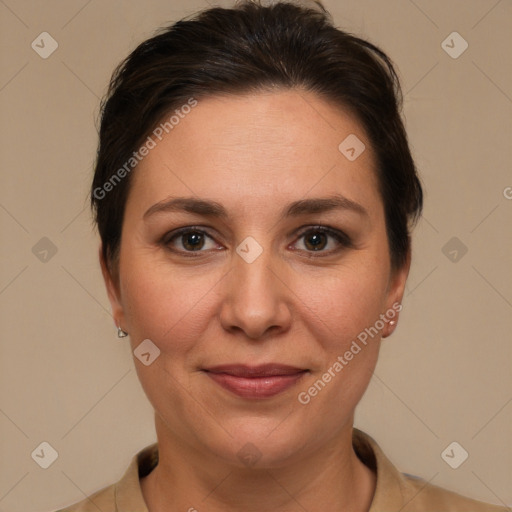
[218,246,293,341]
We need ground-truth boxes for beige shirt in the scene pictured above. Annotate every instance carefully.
[56,428,508,511]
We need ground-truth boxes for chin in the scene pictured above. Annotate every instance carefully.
[205,417,312,469]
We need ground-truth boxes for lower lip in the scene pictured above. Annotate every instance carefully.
[205,371,307,399]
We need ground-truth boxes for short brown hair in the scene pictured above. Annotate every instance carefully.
[91,0,423,273]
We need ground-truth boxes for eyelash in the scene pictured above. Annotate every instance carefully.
[161,225,352,258]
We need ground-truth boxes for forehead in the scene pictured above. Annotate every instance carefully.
[127,90,381,217]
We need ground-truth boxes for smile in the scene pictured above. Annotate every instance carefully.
[203,364,308,399]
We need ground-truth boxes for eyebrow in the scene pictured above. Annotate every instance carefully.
[143,193,368,221]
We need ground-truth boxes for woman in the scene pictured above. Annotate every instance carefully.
[58,1,508,510]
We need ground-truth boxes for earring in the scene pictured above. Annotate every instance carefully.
[383,319,397,339]
[117,326,128,338]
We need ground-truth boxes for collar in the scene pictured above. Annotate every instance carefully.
[114,428,411,511]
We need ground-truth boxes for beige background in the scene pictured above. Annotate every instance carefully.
[0,0,511,511]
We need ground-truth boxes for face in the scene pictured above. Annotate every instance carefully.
[102,90,409,468]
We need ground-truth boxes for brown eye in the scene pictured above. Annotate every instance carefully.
[181,231,206,251]
[304,231,328,251]
[294,227,352,255]
[164,228,219,255]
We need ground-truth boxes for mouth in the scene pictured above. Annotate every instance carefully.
[202,364,308,399]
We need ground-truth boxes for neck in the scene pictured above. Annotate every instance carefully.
[141,416,376,512]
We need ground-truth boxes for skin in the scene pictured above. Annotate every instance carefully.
[101,89,410,512]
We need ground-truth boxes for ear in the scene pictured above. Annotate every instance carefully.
[382,247,411,338]
[99,244,125,331]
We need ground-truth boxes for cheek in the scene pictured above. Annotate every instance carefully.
[291,263,389,347]
[121,263,218,416]
[120,256,223,352]
[292,270,384,422]
[288,260,388,411]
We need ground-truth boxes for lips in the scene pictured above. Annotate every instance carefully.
[203,364,308,399]
[204,364,306,377]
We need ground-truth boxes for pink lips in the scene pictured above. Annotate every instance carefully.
[203,364,307,399]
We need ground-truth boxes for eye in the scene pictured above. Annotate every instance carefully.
[162,225,352,258]
[163,227,220,255]
[292,226,352,255]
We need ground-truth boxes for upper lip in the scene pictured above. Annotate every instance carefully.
[203,364,307,377]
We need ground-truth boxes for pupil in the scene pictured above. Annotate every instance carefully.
[306,232,326,251]
[184,232,204,250]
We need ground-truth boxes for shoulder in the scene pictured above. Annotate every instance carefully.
[400,472,509,512]
[352,429,509,512]
[52,483,116,512]
[51,442,158,512]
